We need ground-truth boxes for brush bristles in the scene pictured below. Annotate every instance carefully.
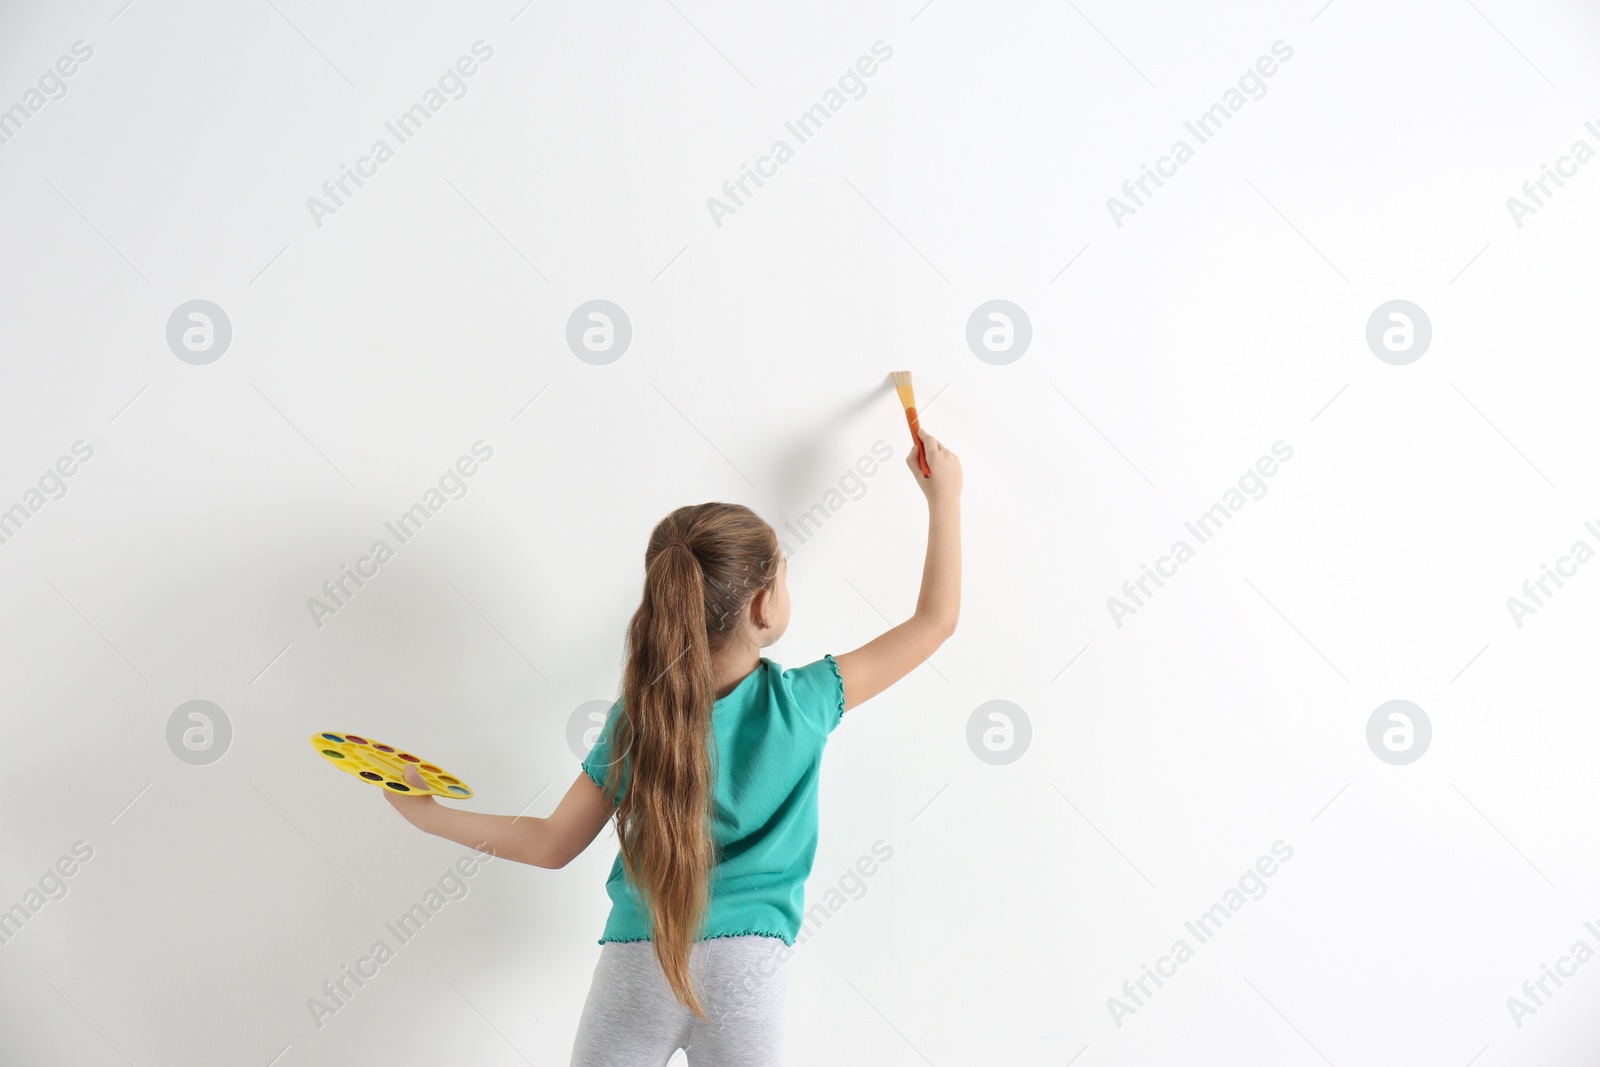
[890,370,917,409]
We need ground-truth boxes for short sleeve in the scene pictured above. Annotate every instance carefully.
[580,699,628,804]
[782,654,846,739]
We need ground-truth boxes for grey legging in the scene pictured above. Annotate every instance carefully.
[570,935,788,1066]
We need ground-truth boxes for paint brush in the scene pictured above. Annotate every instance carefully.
[890,371,931,478]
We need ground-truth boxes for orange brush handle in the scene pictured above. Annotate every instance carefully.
[904,407,931,477]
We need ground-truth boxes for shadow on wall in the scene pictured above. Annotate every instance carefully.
[763,380,893,523]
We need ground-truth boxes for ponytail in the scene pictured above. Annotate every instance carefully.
[610,504,778,1017]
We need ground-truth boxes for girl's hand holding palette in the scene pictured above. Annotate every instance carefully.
[310,732,474,798]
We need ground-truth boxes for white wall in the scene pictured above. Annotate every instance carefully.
[3,0,1600,1063]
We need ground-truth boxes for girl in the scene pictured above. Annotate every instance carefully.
[384,428,961,1065]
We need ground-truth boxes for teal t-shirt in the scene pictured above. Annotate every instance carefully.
[580,654,846,946]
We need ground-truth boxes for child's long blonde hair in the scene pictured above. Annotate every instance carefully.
[606,502,781,1017]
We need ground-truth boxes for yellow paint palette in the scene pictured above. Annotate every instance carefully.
[310,732,474,799]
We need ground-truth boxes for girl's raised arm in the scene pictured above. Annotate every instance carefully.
[385,769,615,868]
[834,428,961,712]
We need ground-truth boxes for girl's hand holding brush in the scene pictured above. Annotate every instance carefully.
[906,428,961,504]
